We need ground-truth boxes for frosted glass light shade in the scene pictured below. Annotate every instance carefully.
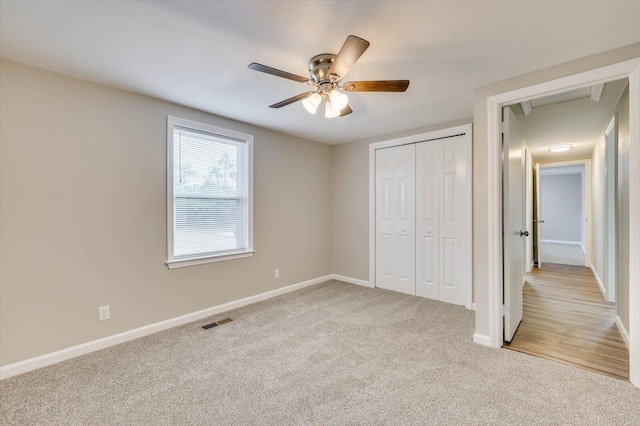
[302,93,322,114]
[548,144,573,153]
[324,100,340,118]
[329,89,348,110]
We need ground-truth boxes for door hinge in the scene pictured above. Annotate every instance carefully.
[502,304,507,316]
[500,121,505,134]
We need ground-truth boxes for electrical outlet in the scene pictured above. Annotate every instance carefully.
[274,268,280,279]
[98,305,110,321]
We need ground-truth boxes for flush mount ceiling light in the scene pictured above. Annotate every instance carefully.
[548,144,573,153]
[248,35,410,119]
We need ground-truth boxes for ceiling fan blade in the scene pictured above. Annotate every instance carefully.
[248,63,310,84]
[329,35,370,79]
[343,80,410,92]
[269,91,316,108]
[339,105,353,117]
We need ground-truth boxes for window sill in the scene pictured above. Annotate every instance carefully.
[166,250,255,269]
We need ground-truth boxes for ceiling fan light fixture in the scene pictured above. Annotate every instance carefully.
[329,89,348,110]
[248,35,409,117]
[548,144,573,153]
[302,92,322,114]
[324,100,341,119]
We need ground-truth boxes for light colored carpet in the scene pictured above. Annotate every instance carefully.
[1,280,639,425]
[541,242,585,266]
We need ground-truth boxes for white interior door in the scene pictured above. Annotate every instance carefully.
[503,107,526,342]
[534,163,543,268]
[416,137,469,305]
[375,144,416,295]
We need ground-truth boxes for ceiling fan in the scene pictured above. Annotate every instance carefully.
[248,35,410,118]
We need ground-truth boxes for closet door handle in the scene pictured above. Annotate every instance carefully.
[520,230,529,237]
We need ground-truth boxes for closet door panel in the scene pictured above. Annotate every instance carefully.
[416,137,469,306]
[375,144,416,295]
[416,144,441,299]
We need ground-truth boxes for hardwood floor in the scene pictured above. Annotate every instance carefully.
[504,262,629,380]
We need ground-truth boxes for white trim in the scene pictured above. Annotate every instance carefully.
[541,239,582,245]
[487,94,504,348]
[368,123,473,309]
[605,116,616,136]
[0,274,332,380]
[329,274,373,288]
[166,250,255,269]
[629,58,640,388]
[473,333,491,346]
[617,315,631,349]
[591,264,607,299]
[485,57,640,387]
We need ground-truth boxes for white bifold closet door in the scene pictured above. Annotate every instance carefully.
[375,135,469,306]
[375,144,416,295]
[415,137,468,306]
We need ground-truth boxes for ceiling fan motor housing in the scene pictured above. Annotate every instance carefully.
[308,54,338,84]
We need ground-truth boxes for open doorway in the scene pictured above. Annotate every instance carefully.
[538,163,587,267]
[501,79,630,380]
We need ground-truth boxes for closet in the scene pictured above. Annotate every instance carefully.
[374,131,471,306]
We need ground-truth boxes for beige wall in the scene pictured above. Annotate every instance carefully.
[616,85,630,331]
[330,118,472,281]
[473,43,640,340]
[0,59,332,366]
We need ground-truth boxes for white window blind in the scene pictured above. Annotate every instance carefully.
[167,117,253,268]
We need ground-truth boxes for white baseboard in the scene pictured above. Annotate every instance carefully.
[616,315,630,349]
[541,239,582,245]
[580,243,586,254]
[590,265,607,299]
[0,274,333,380]
[473,333,491,347]
[329,274,373,288]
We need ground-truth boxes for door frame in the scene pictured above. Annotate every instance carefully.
[486,58,640,387]
[537,159,592,268]
[368,123,473,309]
[604,116,617,303]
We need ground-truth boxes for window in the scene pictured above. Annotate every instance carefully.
[167,116,253,268]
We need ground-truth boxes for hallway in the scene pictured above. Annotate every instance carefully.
[505,263,629,380]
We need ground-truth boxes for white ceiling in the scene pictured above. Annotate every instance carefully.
[514,79,627,163]
[1,1,639,145]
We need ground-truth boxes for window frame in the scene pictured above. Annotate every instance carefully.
[166,116,254,269]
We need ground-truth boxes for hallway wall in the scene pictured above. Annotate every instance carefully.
[541,173,583,243]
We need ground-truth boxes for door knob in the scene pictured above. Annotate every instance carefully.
[520,230,529,237]
[534,219,545,223]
